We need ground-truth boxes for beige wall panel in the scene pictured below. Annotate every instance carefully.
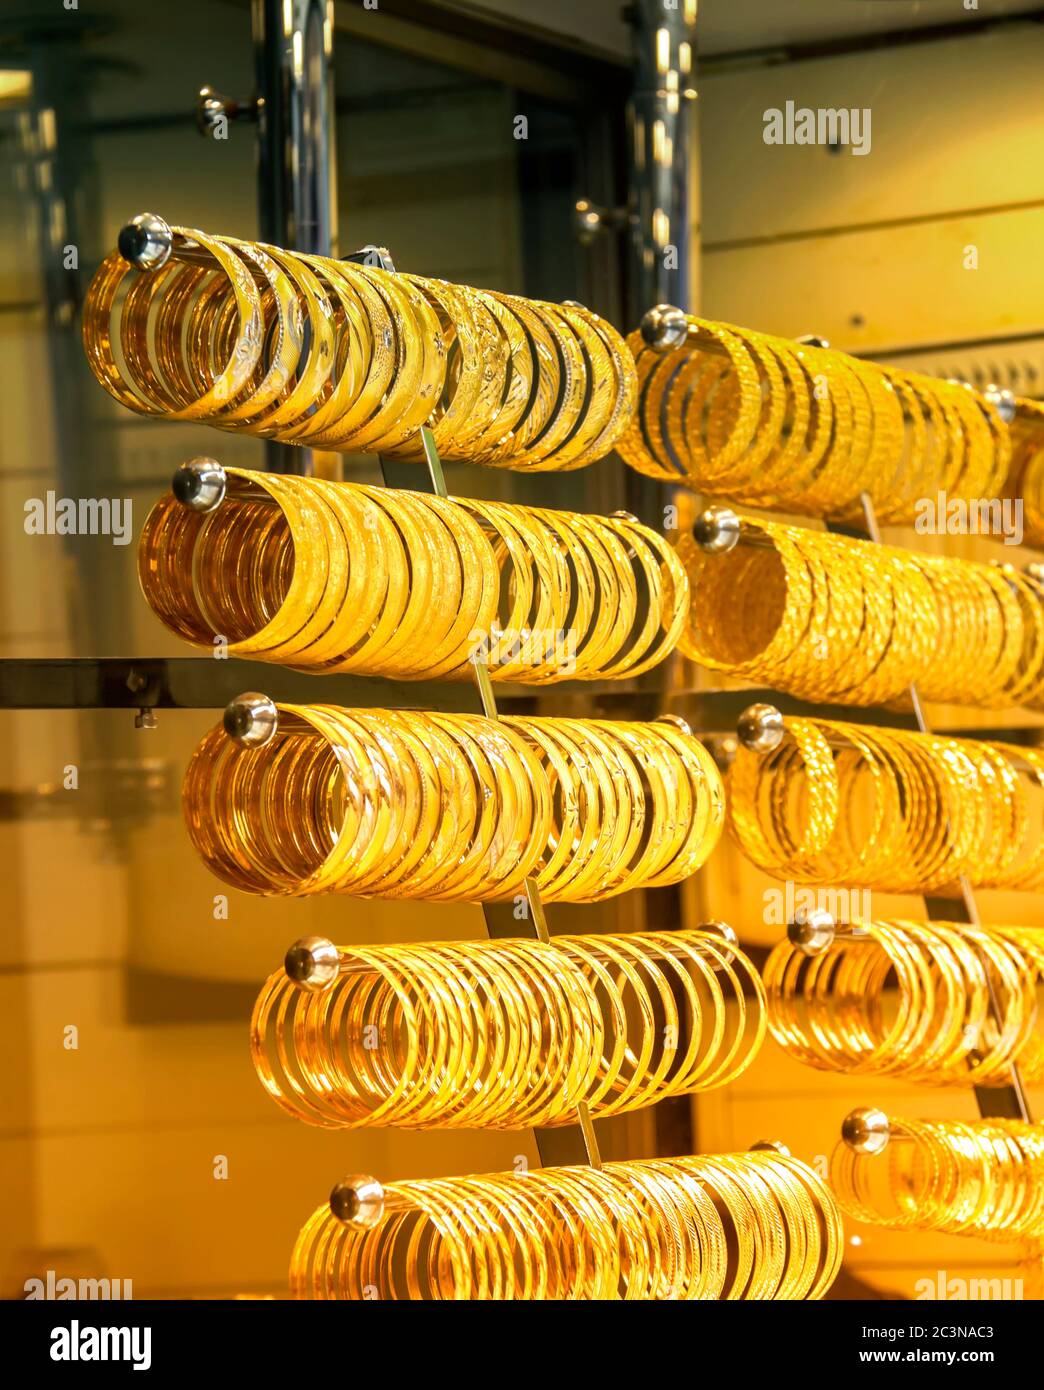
[702,204,1044,351]
[700,27,1044,244]
[27,1121,537,1298]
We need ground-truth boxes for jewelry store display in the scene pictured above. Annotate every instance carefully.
[12,0,1044,1317]
[74,195,1039,1304]
[252,927,765,1128]
[138,464,688,682]
[182,701,725,902]
[619,308,1011,522]
[291,1151,843,1300]
[82,222,636,470]
[728,712,1044,893]
[832,1110,1044,1243]
[765,918,1044,1086]
[679,509,1044,709]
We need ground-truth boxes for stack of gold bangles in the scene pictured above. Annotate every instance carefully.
[832,1113,1044,1243]
[1011,409,1044,546]
[678,516,1044,708]
[252,927,765,1129]
[292,1152,843,1299]
[82,224,636,469]
[184,703,724,902]
[618,312,1011,521]
[729,714,1044,892]
[765,919,1044,1085]
[139,467,688,682]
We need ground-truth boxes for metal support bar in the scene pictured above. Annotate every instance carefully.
[377,425,601,1170]
[251,0,336,476]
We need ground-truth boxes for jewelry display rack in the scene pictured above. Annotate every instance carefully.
[665,311,1035,1127]
[11,0,1040,1297]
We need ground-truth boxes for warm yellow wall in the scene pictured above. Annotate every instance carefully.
[698,23,1044,354]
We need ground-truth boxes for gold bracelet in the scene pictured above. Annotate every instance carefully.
[831,1112,1044,1243]
[184,703,724,903]
[291,1151,842,1299]
[678,515,1043,709]
[83,224,635,470]
[252,926,764,1129]
[765,918,1039,1085]
[730,713,1044,892]
[619,312,1014,522]
[139,467,689,682]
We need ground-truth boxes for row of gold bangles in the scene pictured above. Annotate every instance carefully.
[1011,411,1044,546]
[184,699,724,902]
[728,710,1044,892]
[765,917,1044,1086]
[291,1152,843,1300]
[82,217,635,470]
[678,511,1044,709]
[832,1110,1044,1243]
[252,927,765,1130]
[139,463,688,682]
[618,309,1011,522]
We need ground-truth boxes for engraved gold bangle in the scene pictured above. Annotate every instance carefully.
[252,926,765,1129]
[82,225,636,470]
[678,516,1044,709]
[138,467,688,683]
[183,704,724,903]
[729,715,1044,892]
[618,313,1013,522]
[291,1152,843,1300]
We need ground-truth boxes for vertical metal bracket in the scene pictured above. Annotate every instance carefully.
[376,419,602,1169]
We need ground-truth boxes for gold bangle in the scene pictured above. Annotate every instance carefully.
[183,703,724,903]
[730,714,1044,892]
[291,1151,842,1300]
[252,926,765,1129]
[678,515,1044,709]
[831,1113,1044,1243]
[83,224,634,470]
[138,468,689,683]
[618,311,1015,522]
[765,918,1039,1085]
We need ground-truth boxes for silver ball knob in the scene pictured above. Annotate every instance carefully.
[983,383,1017,424]
[655,713,693,737]
[750,1139,792,1157]
[223,693,279,748]
[284,937,340,992]
[196,85,232,136]
[640,303,689,353]
[330,1175,386,1229]
[117,212,173,270]
[700,919,738,965]
[574,199,605,246]
[788,907,836,956]
[842,1106,891,1155]
[172,458,227,513]
[693,505,741,554]
[737,703,784,753]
